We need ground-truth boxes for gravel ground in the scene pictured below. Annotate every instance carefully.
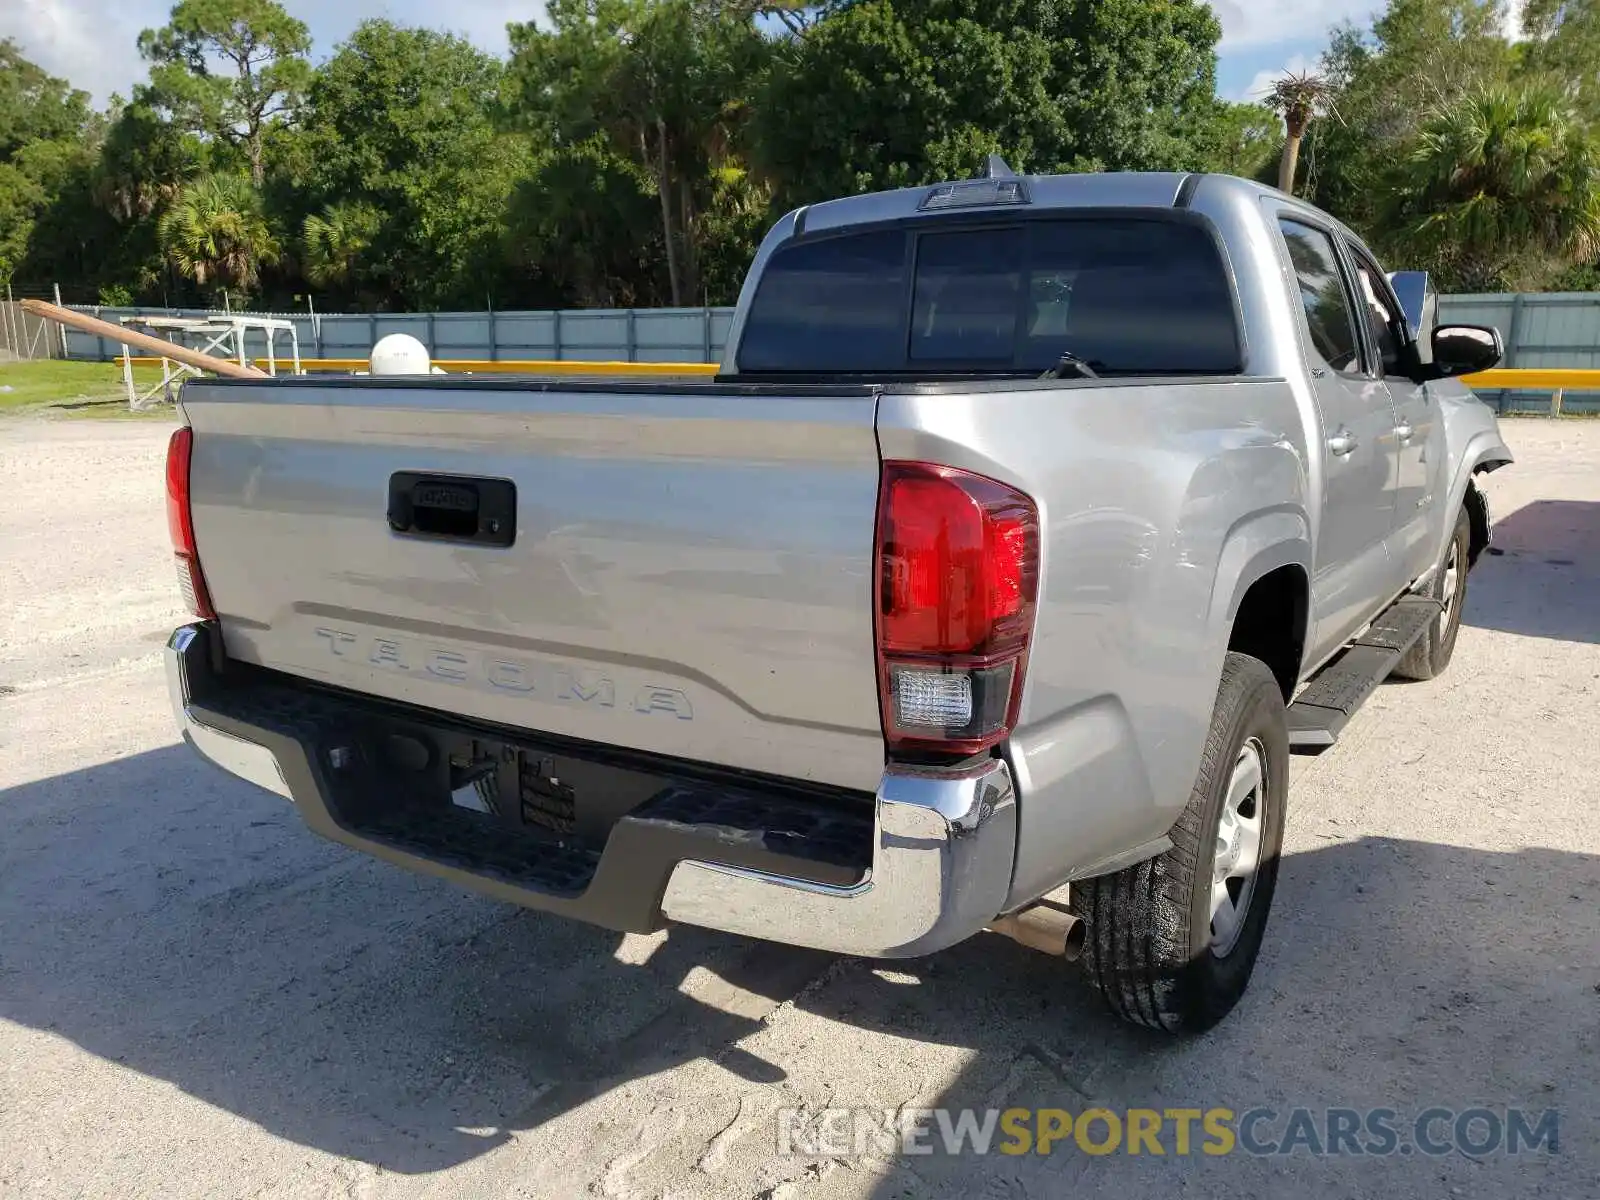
[1,415,1597,1200]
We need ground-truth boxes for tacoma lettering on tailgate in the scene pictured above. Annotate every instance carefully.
[312,627,694,719]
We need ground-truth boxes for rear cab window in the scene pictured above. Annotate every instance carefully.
[736,215,1243,377]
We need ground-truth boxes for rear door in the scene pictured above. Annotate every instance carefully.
[1275,217,1401,661]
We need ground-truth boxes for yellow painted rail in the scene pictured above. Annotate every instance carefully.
[126,355,719,375]
[1462,368,1600,390]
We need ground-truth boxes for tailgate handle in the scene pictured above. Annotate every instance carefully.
[387,473,516,547]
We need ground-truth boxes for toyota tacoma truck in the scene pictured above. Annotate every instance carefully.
[164,168,1512,1033]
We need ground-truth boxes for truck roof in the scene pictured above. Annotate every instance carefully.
[793,171,1313,238]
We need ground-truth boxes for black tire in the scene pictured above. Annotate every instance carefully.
[1392,506,1471,682]
[1072,653,1288,1034]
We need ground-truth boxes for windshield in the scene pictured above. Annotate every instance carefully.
[736,215,1242,377]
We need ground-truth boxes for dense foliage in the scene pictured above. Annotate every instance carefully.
[4,0,1600,308]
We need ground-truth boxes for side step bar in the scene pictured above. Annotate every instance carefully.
[1287,595,1443,754]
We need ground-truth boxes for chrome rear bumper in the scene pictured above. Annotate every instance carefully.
[660,763,1015,957]
[167,623,1017,958]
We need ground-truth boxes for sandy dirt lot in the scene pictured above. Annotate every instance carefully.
[1,414,1597,1200]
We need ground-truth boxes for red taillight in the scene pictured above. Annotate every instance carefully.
[875,462,1039,756]
[165,426,215,619]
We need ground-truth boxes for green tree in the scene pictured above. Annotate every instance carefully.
[508,0,774,306]
[138,0,313,185]
[1306,0,1514,234]
[301,201,379,290]
[298,20,529,309]
[93,98,204,222]
[1519,0,1600,121]
[1199,102,1282,179]
[754,0,1222,206]
[1385,85,1600,290]
[0,41,96,284]
[158,172,279,294]
[505,137,667,307]
[0,38,92,159]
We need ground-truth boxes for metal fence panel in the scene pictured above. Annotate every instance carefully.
[63,305,739,365]
[1441,292,1600,414]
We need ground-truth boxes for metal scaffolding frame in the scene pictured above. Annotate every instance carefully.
[119,314,300,409]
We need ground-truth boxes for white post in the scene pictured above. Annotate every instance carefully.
[266,328,277,376]
[3,282,16,361]
[122,337,135,409]
[52,284,67,356]
[291,325,302,375]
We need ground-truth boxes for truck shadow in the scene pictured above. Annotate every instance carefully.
[851,836,1600,1198]
[1464,499,1600,643]
[0,744,827,1174]
[4,745,1598,1184]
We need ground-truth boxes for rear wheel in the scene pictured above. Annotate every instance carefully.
[1393,506,1471,682]
[1072,653,1288,1033]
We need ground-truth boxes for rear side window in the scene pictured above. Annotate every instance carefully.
[737,216,1241,376]
[1279,219,1361,374]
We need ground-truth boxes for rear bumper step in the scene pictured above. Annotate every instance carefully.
[166,623,1017,958]
[1287,595,1443,753]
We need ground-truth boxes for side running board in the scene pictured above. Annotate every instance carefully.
[1287,595,1443,754]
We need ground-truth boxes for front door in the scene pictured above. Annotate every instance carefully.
[1276,217,1401,664]
[1348,244,1445,584]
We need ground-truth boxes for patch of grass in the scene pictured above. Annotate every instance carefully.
[0,359,172,414]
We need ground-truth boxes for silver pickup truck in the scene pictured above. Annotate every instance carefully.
[165,169,1512,1033]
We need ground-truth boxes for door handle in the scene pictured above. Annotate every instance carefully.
[1394,423,1414,442]
[1327,432,1358,457]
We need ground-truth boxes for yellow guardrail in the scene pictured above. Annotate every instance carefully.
[1462,368,1600,390]
[128,355,718,375]
[1463,367,1600,415]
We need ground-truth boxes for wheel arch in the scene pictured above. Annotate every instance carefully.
[1211,511,1313,702]
[1226,560,1311,702]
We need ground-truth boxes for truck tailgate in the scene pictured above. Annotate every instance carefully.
[179,378,887,792]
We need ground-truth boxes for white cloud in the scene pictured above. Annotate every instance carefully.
[1,0,162,104]
[1211,0,1384,49]
[1242,52,1313,103]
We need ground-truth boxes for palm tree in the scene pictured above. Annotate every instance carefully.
[302,202,379,290]
[1265,72,1333,196]
[1389,85,1600,291]
[157,174,279,295]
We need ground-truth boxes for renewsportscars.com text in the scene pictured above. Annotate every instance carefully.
[776,1106,1559,1159]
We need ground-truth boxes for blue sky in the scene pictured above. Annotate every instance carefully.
[8,0,1391,109]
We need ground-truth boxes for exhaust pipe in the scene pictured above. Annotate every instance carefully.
[989,897,1085,961]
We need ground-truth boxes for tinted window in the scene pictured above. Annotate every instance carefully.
[737,230,908,372]
[737,217,1241,375]
[1019,220,1240,374]
[1279,219,1360,373]
[911,228,1024,361]
[1351,250,1405,374]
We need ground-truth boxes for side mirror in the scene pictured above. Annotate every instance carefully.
[1431,324,1503,378]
